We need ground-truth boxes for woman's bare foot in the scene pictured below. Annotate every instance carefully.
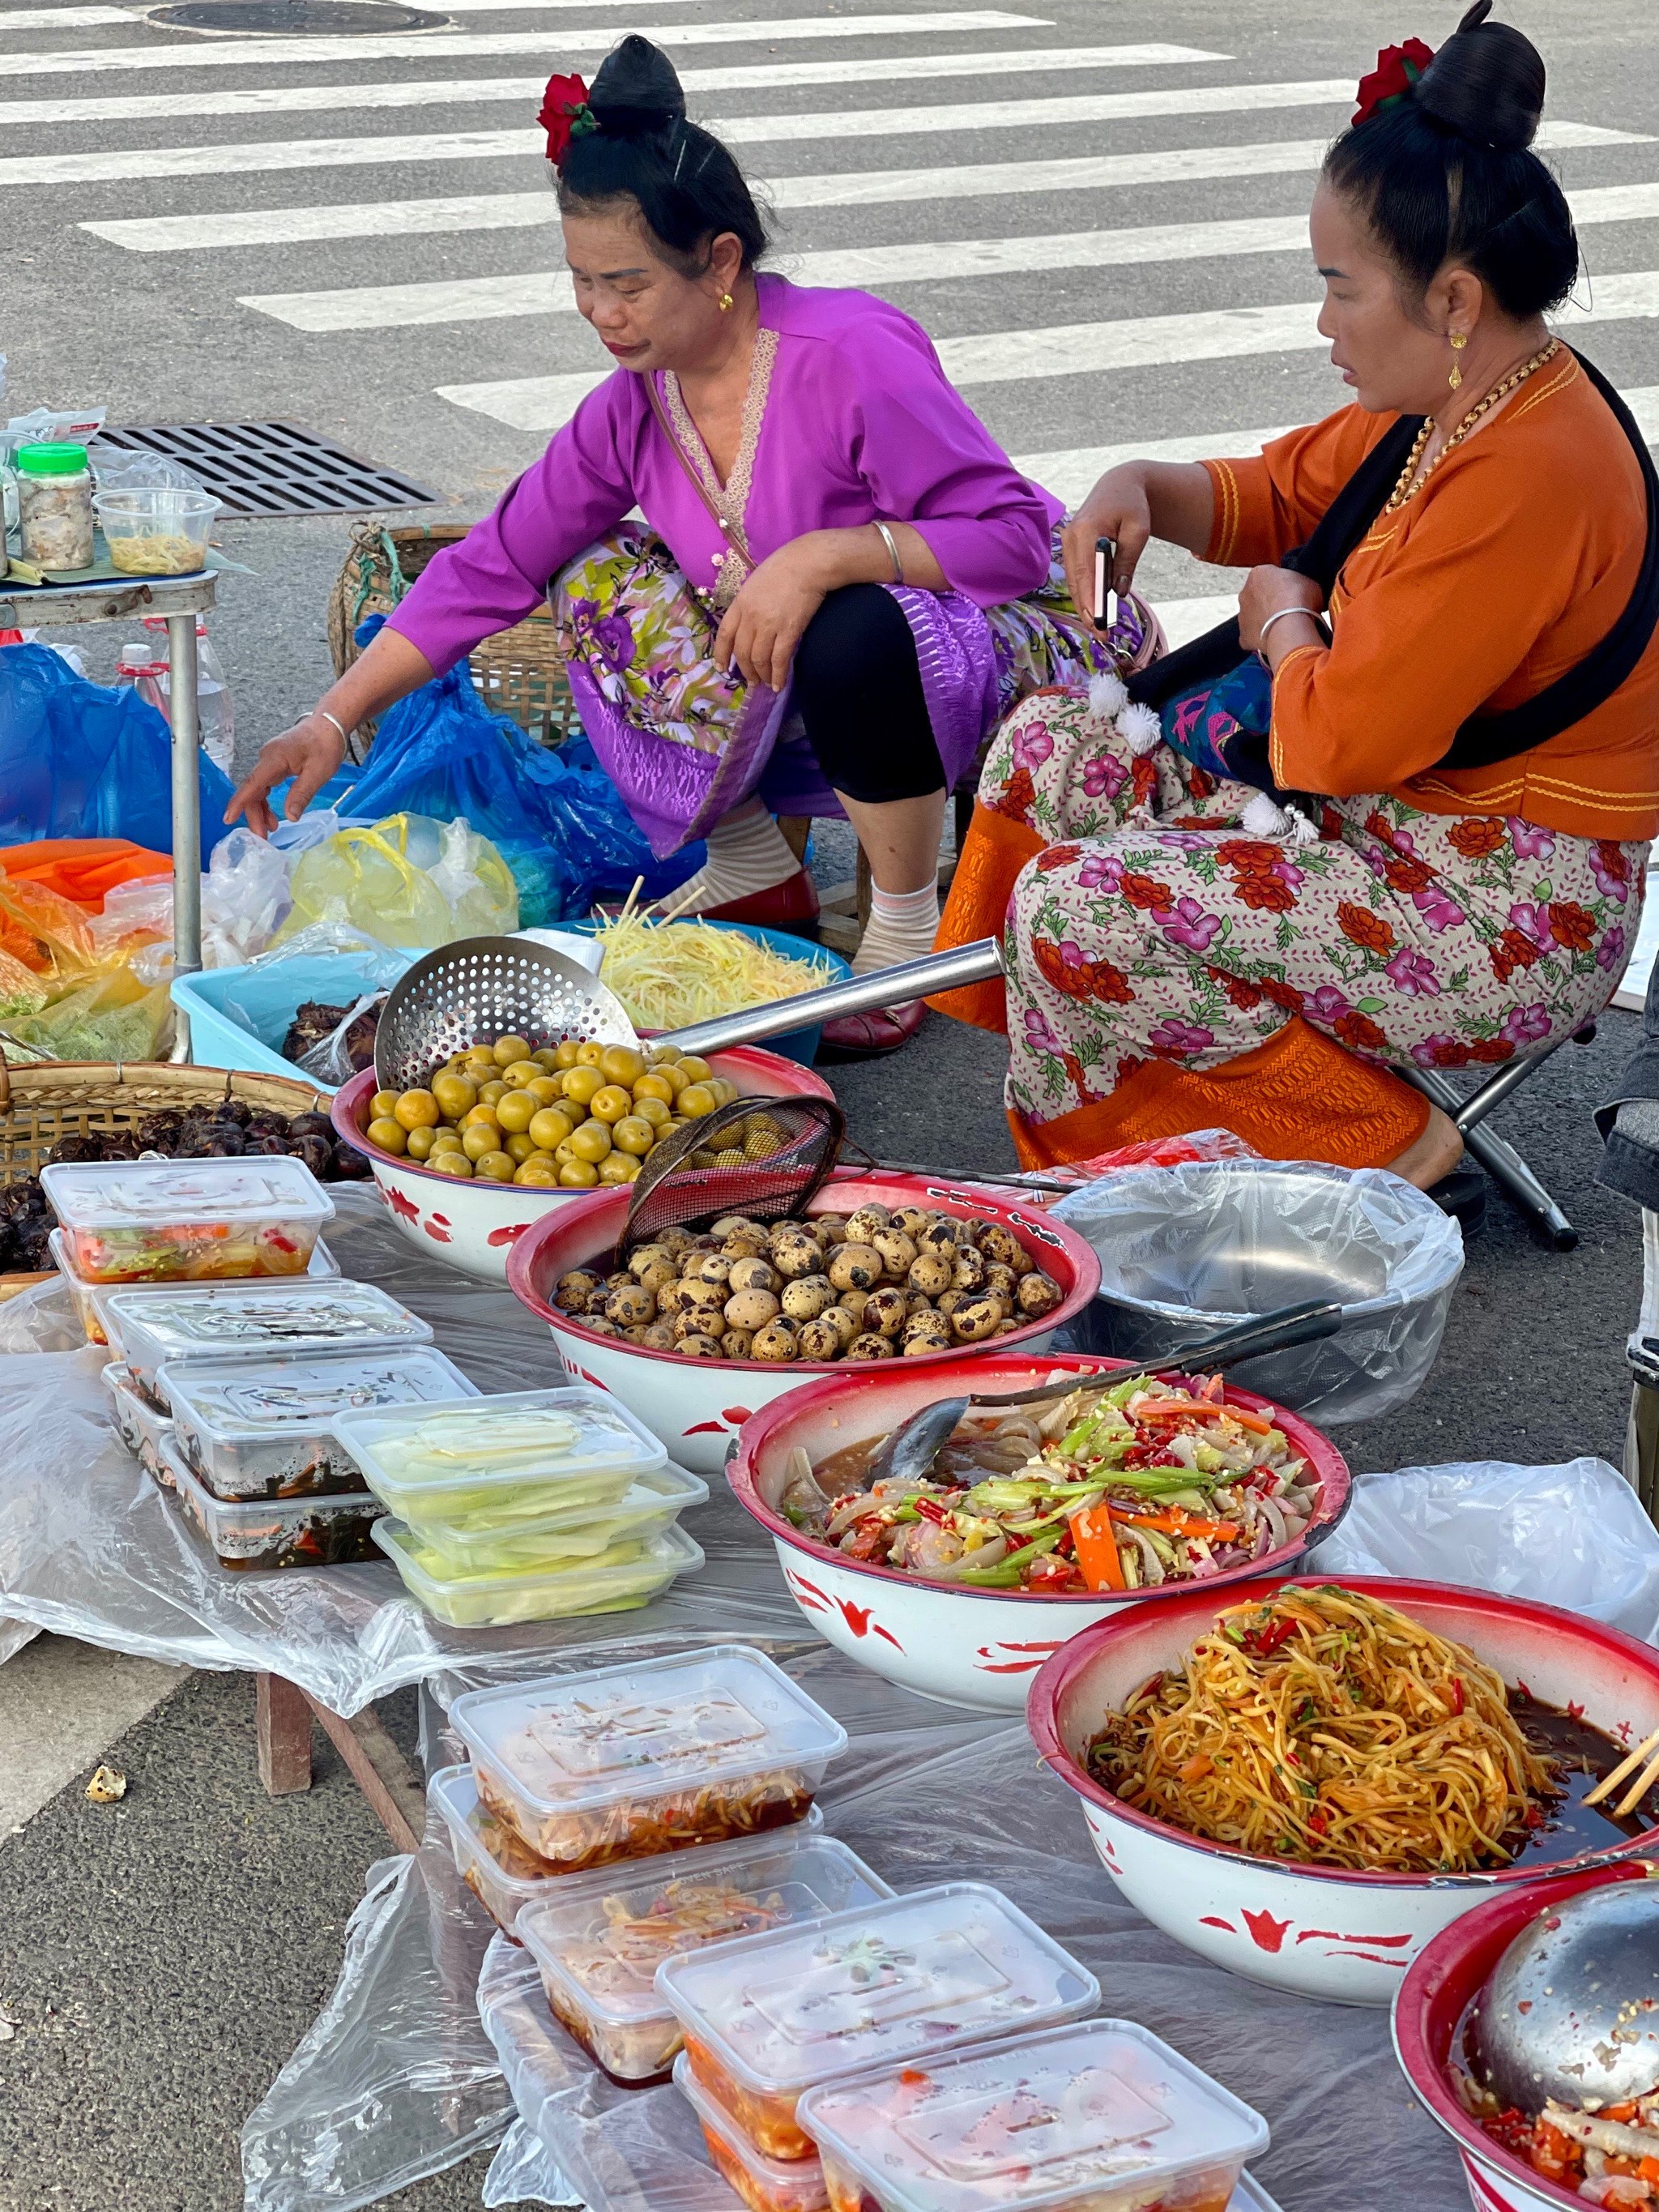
[1384,1103,1464,1190]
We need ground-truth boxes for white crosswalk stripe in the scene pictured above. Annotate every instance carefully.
[240,182,1659,332]
[0,11,1049,75]
[0,6,135,24]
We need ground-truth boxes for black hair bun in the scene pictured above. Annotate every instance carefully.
[1414,0,1544,151]
[589,36,686,138]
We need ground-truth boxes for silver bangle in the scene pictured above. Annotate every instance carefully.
[316,707,351,747]
[1256,605,1317,651]
[872,519,905,585]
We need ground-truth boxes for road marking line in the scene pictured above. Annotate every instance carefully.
[0,41,1224,123]
[240,182,1659,331]
[0,11,1050,75]
[0,4,135,23]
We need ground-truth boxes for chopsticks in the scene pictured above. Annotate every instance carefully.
[1583,1726,1659,1817]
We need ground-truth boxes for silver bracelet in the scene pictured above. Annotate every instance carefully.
[1256,604,1317,651]
[872,519,905,585]
[316,707,351,747]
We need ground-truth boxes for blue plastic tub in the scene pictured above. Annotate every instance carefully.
[171,949,414,1089]
[563,918,849,1066]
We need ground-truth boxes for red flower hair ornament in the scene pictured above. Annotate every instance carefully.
[1352,36,1435,126]
[539,70,598,168]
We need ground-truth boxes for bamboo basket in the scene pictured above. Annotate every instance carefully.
[0,1061,332,1300]
[327,521,582,754]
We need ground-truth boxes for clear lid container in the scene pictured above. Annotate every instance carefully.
[332,1387,669,1530]
[657,1885,1098,2100]
[159,1347,477,1446]
[676,2052,830,2212]
[796,2021,1269,2212]
[402,1464,706,1576]
[41,1154,334,1235]
[451,1648,848,1828]
[108,1279,429,1384]
[160,1433,386,1570]
[85,1240,342,1373]
[373,1517,703,1629]
[428,1762,570,1934]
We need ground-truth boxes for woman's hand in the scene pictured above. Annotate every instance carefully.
[1061,464,1155,627]
[714,540,832,691]
[1237,566,1325,659]
[224,711,347,837]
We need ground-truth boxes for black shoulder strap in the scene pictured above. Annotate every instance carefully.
[1436,347,1659,769]
[1125,412,1424,712]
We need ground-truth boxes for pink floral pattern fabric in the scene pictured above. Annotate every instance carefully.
[981,690,1644,1129]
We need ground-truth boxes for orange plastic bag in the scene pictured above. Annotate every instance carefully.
[0,837,170,913]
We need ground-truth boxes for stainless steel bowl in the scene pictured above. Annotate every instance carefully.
[1473,1879,1659,2114]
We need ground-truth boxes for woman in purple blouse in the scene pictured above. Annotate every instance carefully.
[228,37,1146,1056]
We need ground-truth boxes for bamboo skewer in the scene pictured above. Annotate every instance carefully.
[1614,1747,1659,1821]
[1582,1726,1659,1808]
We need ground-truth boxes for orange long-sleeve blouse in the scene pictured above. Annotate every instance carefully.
[1201,349,1659,840]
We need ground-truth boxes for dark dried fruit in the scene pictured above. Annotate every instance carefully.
[202,1134,245,1157]
[137,1112,184,1150]
[48,1134,106,1165]
[245,1134,288,1155]
[291,1134,334,1180]
[288,1112,335,1145]
[244,1112,289,1142]
[330,1142,373,1181]
[214,1097,254,1128]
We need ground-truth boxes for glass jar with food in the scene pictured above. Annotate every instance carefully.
[16,442,95,572]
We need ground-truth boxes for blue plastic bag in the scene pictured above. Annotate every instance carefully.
[0,642,233,852]
[335,618,699,925]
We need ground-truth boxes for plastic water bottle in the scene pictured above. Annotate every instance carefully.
[116,614,236,774]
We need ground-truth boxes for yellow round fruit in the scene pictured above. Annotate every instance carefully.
[431,1128,465,1154]
[461,1125,501,1164]
[371,1089,400,1120]
[561,1065,603,1107]
[631,1070,676,1106]
[462,1049,496,1080]
[657,1061,690,1096]
[705,1077,738,1108]
[569,1119,613,1164]
[492,1035,531,1068]
[502,1059,542,1089]
[528,1106,576,1151]
[576,1041,608,1067]
[632,1093,671,1129]
[515,1157,560,1185]
[553,1138,581,1168]
[505,1132,538,1164]
[678,1056,713,1085]
[476,1150,517,1184]
[676,1083,716,1119]
[461,1104,501,1133]
[405,1125,438,1161]
[599,1150,642,1185]
[612,1114,656,1157]
[394,1090,440,1130]
[494,1091,536,1136]
[588,1084,633,1125]
[525,1076,562,1109]
[430,1072,477,1121]
[531,1048,561,1072]
[367,1117,407,1155]
[478,1079,508,1108]
[552,1040,582,1070]
[559,1158,601,1188]
[647,1042,682,1065]
[662,1116,687,1135]
[429,1149,474,1179]
[599,1044,647,1087]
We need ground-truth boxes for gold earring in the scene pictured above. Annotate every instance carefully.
[1448,330,1468,391]
[719,291,734,314]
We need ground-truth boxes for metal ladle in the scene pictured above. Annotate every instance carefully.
[1473,1878,1659,2115]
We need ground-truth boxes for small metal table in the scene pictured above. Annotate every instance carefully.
[0,568,215,1044]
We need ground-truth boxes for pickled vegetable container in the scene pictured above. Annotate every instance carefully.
[677,2052,830,2212]
[101,1361,177,1482]
[16,442,94,572]
[41,1155,334,1285]
[109,1277,430,1407]
[160,1434,386,1570]
[80,1241,343,1358]
[373,1515,703,1627]
[429,1764,574,1937]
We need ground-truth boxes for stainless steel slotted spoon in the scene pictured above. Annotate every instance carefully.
[373,933,1006,1093]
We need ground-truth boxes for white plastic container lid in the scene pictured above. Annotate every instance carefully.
[41,1154,335,1232]
[108,1279,429,1370]
[331,1387,667,1497]
[450,1646,847,1823]
[159,1347,477,1442]
[517,1829,893,2033]
[797,2020,1269,2212]
[655,1884,1098,2099]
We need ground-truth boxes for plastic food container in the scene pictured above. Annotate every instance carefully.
[797,2020,1270,2212]
[160,1346,478,1501]
[429,1764,573,1936]
[388,1464,707,1578]
[677,2052,830,2212]
[92,486,220,577]
[450,1646,848,1875]
[517,1829,893,2086]
[101,1361,177,1483]
[659,1885,1099,2164]
[41,1155,335,1285]
[108,1277,430,1407]
[17,442,94,571]
[78,1236,342,1357]
[373,1516,703,1628]
[331,1386,668,1532]
[159,1433,385,1569]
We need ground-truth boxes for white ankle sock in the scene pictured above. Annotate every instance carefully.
[655,799,799,915]
[853,878,941,976]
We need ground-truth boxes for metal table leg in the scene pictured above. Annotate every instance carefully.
[165,610,203,1063]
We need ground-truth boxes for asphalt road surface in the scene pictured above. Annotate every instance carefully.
[2,0,1659,2206]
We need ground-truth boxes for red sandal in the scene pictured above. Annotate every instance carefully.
[699,869,821,934]
[817,999,928,1061]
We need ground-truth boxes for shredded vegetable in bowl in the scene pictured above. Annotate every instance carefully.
[783,1369,1320,1593]
[591,910,829,1033]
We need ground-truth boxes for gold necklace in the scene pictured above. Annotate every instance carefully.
[1384,337,1562,512]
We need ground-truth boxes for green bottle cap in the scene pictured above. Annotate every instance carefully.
[16,443,89,476]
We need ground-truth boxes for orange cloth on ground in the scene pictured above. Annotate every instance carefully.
[1203,352,1659,840]
[0,838,170,912]
[932,806,1430,1173]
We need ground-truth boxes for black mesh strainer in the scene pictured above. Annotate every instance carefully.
[620,1095,846,1256]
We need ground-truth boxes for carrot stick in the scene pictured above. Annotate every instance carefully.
[1069,1506,1127,1591]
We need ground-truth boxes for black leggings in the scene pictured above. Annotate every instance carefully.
[790,583,946,804]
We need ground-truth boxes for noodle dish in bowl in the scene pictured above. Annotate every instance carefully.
[1030,1576,1659,2005]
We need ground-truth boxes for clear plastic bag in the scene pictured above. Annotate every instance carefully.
[1319,1457,1659,1640]
[292,989,387,1085]
[482,2122,580,2209]
[1053,1158,1464,1422]
[281,813,517,950]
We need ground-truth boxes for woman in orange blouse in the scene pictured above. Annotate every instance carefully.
[937,2,1656,1184]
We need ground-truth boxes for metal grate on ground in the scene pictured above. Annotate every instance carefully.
[95,421,439,519]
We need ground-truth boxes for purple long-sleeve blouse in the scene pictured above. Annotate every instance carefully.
[386,273,1060,677]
